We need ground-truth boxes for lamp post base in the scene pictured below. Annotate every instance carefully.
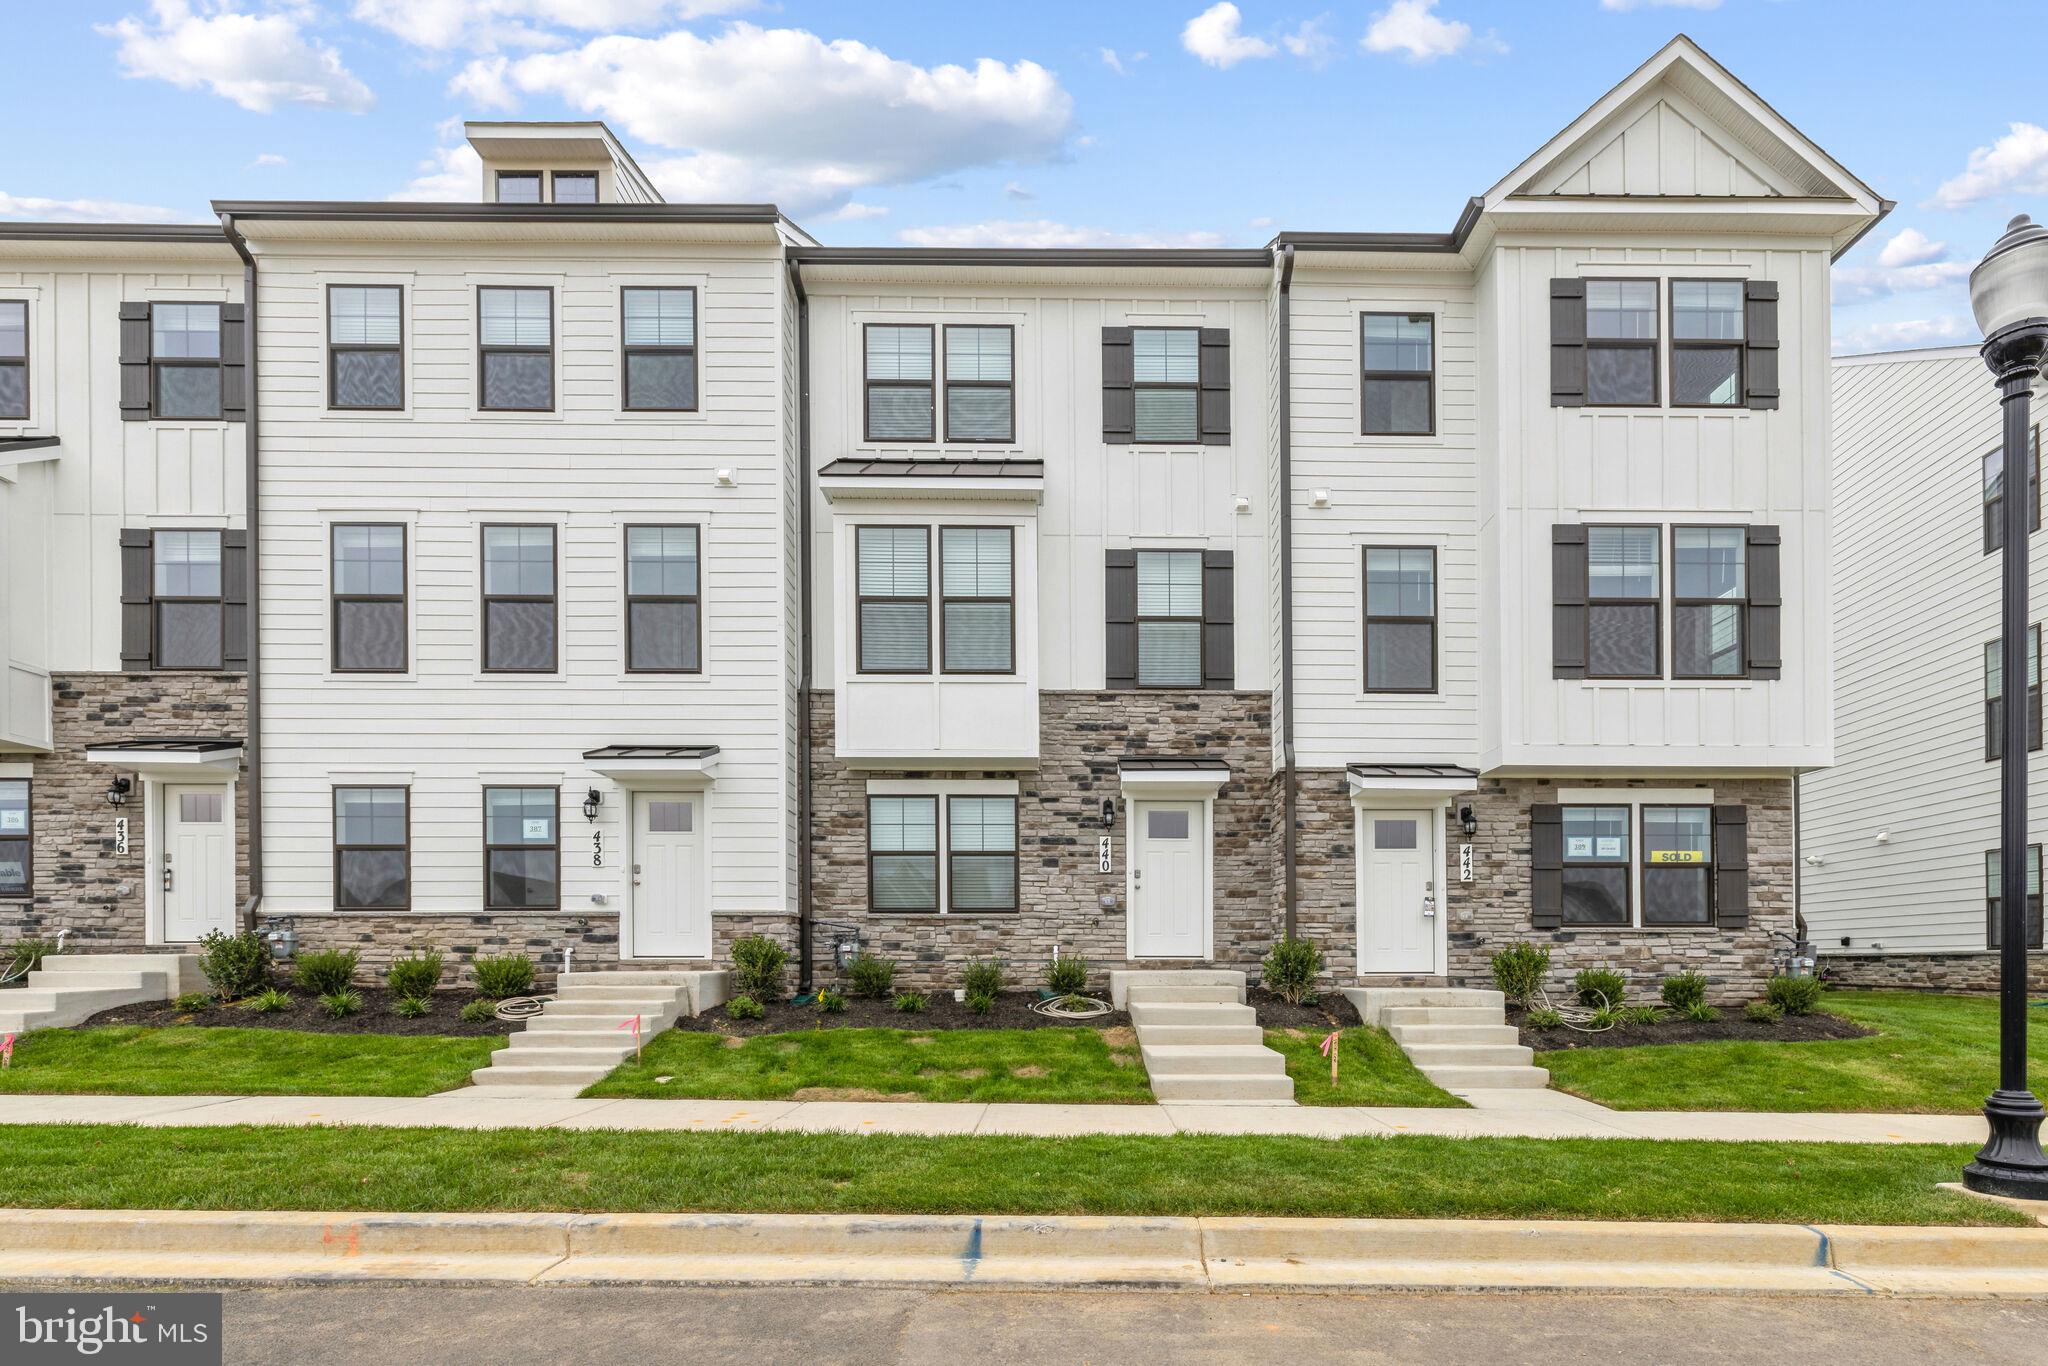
[1962,1088,2048,1200]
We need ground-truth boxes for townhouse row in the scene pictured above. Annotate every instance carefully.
[0,38,1887,999]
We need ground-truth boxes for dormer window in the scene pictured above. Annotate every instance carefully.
[496,172,542,204]
[552,172,598,204]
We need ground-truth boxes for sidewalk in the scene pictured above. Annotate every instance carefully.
[0,1090,1988,1143]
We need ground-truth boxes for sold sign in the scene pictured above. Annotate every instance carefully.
[1648,850,1705,864]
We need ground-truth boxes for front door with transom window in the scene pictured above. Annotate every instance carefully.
[162,784,234,943]
[1130,800,1207,958]
[1359,809,1439,974]
[630,791,708,958]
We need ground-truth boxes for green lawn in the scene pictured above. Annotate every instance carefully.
[583,1026,1153,1103]
[0,1124,2018,1225]
[0,1027,503,1098]
[1540,991,2048,1113]
[1267,1026,1467,1107]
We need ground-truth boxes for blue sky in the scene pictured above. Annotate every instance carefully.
[4,2,2044,352]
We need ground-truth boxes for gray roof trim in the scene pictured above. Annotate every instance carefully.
[819,458,1046,480]
[1118,756,1232,772]
[787,246,1271,270]
[1346,762,1480,780]
[1270,197,1484,255]
[211,200,784,226]
[0,223,223,243]
[86,737,243,753]
[582,744,723,760]
[0,436,61,454]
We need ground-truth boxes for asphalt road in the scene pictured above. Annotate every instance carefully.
[203,1285,2048,1364]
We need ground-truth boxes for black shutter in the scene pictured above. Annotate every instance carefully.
[1549,279,1586,408]
[1531,803,1564,929]
[119,303,151,421]
[1552,524,1588,679]
[222,530,249,672]
[119,529,153,670]
[1198,328,1231,446]
[1714,805,1750,929]
[1744,280,1779,411]
[1104,549,1137,689]
[1101,327,1134,445]
[220,303,247,423]
[1746,524,1782,680]
[1202,549,1234,690]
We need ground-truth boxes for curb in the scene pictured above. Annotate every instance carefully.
[1,1210,2046,1296]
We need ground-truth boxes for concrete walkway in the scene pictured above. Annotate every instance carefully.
[0,1091,1988,1143]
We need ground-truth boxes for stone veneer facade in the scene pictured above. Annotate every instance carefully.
[1818,952,2048,994]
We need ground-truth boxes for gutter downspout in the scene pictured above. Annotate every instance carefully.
[790,259,815,992]
[1277,245,1298,940]
[219,211,263,925]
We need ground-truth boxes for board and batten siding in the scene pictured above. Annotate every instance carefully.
[251,240,792,920]
[1801,347,2041,954]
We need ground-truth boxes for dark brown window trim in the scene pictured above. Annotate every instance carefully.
[1582,277,1660,410]
[1669,523,1748,681]
[1360,311,1436,437]
[1561,802,1632,927]
[1986,844,2047,950]
[854,524,932,675]
[150,302,225,421]
[624,522,703,674]
[483,785,561,911]
[326,283,404,412]
[620,285,699,413]
[550,171,598,204]
[1361,544,1438,694]
[1131,326,1202,444]
[1583,523,1661,680]
[1983,623,2043,762]
[151,529,226,672]
[333,785,409,911]
[941,322,1016,444]
[477,284,555,413]
[866,794,938,913]
[863,322,936,443]
[480,523,559,674]
[1984,423,2043,555]
[495,171,543,204]
[330,522,407,674]
[0,776,31,901]
[1667,278,1745,410]
[1638,802,1716,929]
[0,297,28,422]
[938,525,1015,675]
[1134,547,1205,689]
[945,793,1020,914]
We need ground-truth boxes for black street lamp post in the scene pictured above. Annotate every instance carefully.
[1963,214,2048,1200]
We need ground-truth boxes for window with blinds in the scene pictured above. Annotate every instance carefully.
[869,795,938,911]
[622,287,697,411]
[626,525,701,672]
[1132,328,1201,442]
[940,527,1013,673]
[947,795,1018,912]
[857,526,931,672]
[152,530,225,670]
[944,325,1014,442]
[151,303,224,419]
[1586,525,1660,678]
[478,286,553,411]
[481,525,557,672]
[1136,549,1204,687]
[332,523,406,672]
[328,285,402,409]
[865,324,935,441]
[0,299,26,420]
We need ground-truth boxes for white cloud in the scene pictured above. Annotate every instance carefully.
[1281,16,1335,65]
[1362,0,1475,62]
[350,0,758,52]
[1183,3,1276,69]
[390,132,484,201]
[1100,47,1125,75]
[1929,122,2048,209]
[1599,0,1721,10]
[826,202,888,222]
[1878,226,1947,269]
[1833,315,1976,355]
[1004,181,1035,202]
[447,54,517,109]
[899,219,1226,249]
[246,152,288,169]
[466,24,1074,215]
[0,191,194,224]
[1833,227,1975,303]
[1249,215,1275,228]
[100,1,374,114]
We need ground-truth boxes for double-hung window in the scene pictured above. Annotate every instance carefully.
[1561,805,1632,925]
[1584,280,1658,407]
[947,796,1019,912]
[1984,625,2043,760]
[622,287,697,411]
[478,287,553,411]
[625,525,701,672]
[0,779,28,899]
[868,795,938,911]
[551,172,597,204]
[334,787,408,910]
[856,526,930,673]
[943,325,1015,442]
[939,527,1013,673]
[151,304,223,419]
[484,787,558,909]
[153,530,224,670]
[1363,547,1436,692]
[0,300,26,419]
[1984,426,2043,554]
[866,792,1020,913]
[332,524,407,672]
[1361,313,1434,436]
[1586,526,1660,678]
[1987,846,2047,949]
[481,525,557,672]
[328,285,403,410]
[1136,549,1204,687]
[865,324,935,441]
[1669,281,1745,407]
[496,172,542,204]
[1641,805,1715,926]
[1132,328,1201,443]
[1671,527,1746,678]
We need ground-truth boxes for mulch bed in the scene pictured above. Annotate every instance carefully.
[1512,1006,1874,1052]
[670,990,1130,1037]
[80,988,519,1038]
[1248,987,1360,1030]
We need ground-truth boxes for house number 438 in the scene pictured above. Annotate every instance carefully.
[592,830,603,868]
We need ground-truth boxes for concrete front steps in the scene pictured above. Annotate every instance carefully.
[1118,970,1295,1105]
[467,969,731,1096]
[1343,985,1550,1094]
[0,954,204,1034]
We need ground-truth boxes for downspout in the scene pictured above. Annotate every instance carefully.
[1277,245,1298,940]
[219,211,263,925]
[790,258,816,992]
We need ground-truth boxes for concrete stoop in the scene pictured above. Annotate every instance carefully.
[1343,986,1552,1095]
[465,970,731,1097]
[1119,970,1295,1106]
[0,954,204,1034]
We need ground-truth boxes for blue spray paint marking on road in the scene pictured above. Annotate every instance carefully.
[961,1218,983,1281]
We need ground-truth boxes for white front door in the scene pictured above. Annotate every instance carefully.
[1359,808,1438,974]
[162,784,233,943]
[630,791,708,958]
[1131,800,1207,958]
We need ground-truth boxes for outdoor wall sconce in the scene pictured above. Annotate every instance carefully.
[582,788,602,821]
[1100,797,1117,830]
[1459,804,1477,838]
[105,776,131,808]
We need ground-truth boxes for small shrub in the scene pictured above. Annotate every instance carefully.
[458,998,498,1024]
[846,953,894,999]
[1490,944,1551,1007]
[1527,1006,1564,1029]
[731,935,789,1001]
[961,958,1007,1000]
[1622,1005,1662,1027]
[726,994,765,1021]
[1745,1000,1784,1024]
[319,988,362,1019]
[1261,936,1324,1005]
[1045,955,1088,995]
[1660,972,1708,1012]
[964,989,996,1016]
[386,950,443,1000]
[816,989,847,1014]
[198,929,269,1000]
[1588,1004,1625,1030]
[471,953,536,1000]
[1765,975,1824,1015]
[1682,1001,1720,1024]
[293,949,359,996]
[244,987,292,1014]
[173,991,212,1013]
[1574,967,1628,1010]
[393,995,431,1020]
[6,937,57,977]
[893,990,929,1014]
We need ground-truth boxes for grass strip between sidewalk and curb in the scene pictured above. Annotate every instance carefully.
[0,1125,2026,1226]
[0,1027,505,1097]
